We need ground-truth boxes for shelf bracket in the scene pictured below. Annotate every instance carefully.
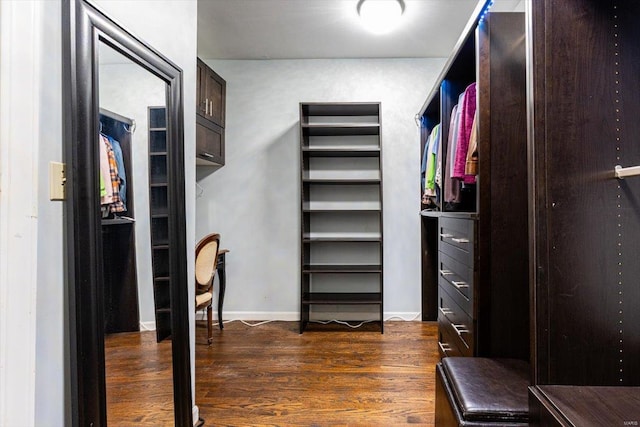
[614,165,640,179]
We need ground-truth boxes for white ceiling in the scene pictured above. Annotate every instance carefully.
[197,0,525,60]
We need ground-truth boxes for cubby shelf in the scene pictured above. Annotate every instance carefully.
[299,102,383,333]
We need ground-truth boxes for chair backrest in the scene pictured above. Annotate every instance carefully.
[195,233,220,288]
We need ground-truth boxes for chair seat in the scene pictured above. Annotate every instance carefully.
[195,292,212,308]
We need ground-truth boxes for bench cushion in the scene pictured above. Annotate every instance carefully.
[442,357,529,423]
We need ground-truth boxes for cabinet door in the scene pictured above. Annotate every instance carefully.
[196,59,208,117]
[196,115,224,165]
[204,67,225,127]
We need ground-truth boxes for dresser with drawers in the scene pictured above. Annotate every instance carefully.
[437,215,475,358]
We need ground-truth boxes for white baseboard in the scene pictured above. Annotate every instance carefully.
[139,320,156,331]
[192,405,199,426]
[194,311,421,322]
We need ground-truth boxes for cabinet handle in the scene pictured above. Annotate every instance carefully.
[205,98,209,115]
[439,269,453,276]
[439,307,454,317]
[438,342,451,354]
[451,323,469,336]
[451,237,469,243]
[440,233,453,238]
[452,280,469,289]
[209,100,214,117]
[200,152,214,158]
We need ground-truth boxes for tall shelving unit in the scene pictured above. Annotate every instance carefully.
[299,102,383,333]
[148,106,171,342]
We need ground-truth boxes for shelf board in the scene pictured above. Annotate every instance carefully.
[302,123,380,136]
[302,264,382,273]
[101,216,135,225]
[303,234,381,242]
[303,178,381,185]
[150,151,168,156]
[151,212,169,218]
[303,202,381,212]
[301,292,382,305]
[154,276,170,282]
[149,128,167,132]
[150,183,168,188]
[302,147,380,157]
[152,244,169,250]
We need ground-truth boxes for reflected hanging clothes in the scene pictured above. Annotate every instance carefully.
[100,134,125,213]
[107,135,127,209]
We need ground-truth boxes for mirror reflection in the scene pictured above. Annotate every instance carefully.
[98,41,174,425]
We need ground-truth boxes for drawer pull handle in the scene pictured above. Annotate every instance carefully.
[451,237,470,243]
[440,233,453,238]
[439,269,453,276]
[200,152,214,158]
[452,323,469,336]
[438,342,451,354]
[439,307,454,316]
[452,280,469,289]
[205,97,210,115]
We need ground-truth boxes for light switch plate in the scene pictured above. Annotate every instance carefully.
[49,161,66,201]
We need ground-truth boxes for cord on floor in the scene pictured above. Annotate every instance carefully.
[211,313,422,329]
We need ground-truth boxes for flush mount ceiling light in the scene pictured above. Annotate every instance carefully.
[357,0,405,35]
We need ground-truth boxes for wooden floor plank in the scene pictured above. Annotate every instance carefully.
[105,320,438,426]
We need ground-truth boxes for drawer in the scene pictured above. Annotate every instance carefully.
[438,289,474,355]
[438,251,473,311]
[438,217,474,267]
[438,322,463,358]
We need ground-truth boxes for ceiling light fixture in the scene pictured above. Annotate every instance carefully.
[357,0,405,35]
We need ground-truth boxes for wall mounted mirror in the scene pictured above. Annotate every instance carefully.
[62,0,191,425]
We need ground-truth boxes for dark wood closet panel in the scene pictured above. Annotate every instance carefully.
[419,11,528,361]
[529,0,640,386]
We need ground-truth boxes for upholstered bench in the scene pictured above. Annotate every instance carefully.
[435,357,530,426]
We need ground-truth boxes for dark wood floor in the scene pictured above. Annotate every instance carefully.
[196,321,438,426]
[105,321,438,426]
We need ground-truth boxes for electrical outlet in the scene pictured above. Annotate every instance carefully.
[49,161,66,201]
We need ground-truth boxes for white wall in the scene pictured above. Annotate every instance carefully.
[196,58,445,320]
[0,1,197,426]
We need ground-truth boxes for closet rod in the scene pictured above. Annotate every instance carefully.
[614,165,640,179]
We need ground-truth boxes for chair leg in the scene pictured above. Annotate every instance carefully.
[206,305,213,345]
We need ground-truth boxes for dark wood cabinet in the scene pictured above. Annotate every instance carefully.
[420,11,528,361]
[196,58,226,165]
[196,114,224,165]
[299,102,383,333]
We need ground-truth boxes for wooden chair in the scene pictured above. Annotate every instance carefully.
[195,233,220,344]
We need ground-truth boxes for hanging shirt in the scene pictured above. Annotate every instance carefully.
[103,135,125,213]
[100,134,114,205]
[445,104,462,204]
[465,112,479,176]
[452,83,477,184]
[424,124,440,196]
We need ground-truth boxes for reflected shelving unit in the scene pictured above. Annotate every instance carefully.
[148,106,171,342]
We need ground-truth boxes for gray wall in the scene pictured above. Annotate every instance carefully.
[196,58,446,320]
